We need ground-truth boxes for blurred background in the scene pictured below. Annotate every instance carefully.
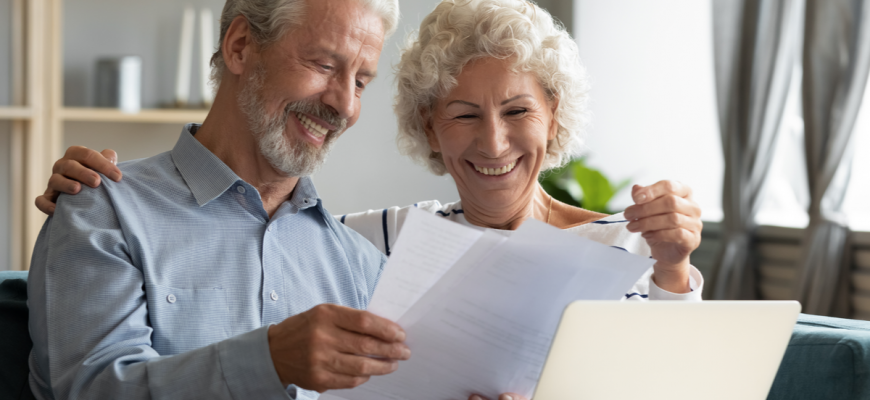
[0,0,868,318]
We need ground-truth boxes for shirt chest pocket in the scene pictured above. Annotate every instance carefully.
[148,284,230,355]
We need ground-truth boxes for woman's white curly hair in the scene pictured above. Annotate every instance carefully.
[394,0,590,175]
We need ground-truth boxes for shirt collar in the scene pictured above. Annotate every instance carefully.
[288,175,322,210]
[171,123,323,210]
[171,124,243,207]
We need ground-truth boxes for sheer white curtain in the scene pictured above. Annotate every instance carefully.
[794,0,870,317]
[710,0,805,300]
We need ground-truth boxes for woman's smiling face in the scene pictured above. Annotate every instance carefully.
[426,57,558,214]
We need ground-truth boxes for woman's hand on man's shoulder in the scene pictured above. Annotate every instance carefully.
[35,146,122,216]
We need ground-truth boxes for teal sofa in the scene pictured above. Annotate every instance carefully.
[0,271,32,400]
[2,270,870,399]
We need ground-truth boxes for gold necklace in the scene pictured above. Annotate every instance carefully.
[546,194,554,224]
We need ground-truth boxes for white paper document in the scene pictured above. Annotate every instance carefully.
[324,208,653,400]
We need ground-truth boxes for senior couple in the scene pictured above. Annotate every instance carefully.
[28,0,704,399]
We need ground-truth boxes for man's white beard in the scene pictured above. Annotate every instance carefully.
[237,63,346,177]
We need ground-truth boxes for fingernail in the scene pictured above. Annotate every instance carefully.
[395,330,406,342]
[402,347,411,359]
[502,396,514,400]
[471,396,483,400]
[636,193,647,203]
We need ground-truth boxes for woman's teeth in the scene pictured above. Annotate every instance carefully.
[296,113,329,138]
[474,160,517,176]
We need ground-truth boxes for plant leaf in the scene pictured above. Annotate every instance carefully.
[572,162,614,213]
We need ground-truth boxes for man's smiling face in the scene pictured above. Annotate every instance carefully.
[238,0,385,177]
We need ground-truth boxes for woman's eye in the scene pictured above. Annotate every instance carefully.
[506,109,527,116]
[456,114,477,119]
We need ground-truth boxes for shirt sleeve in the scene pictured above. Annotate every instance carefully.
[27,187,290,400]
[622,265,705,301]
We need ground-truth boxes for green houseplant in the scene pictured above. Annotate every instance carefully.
[539,158,630,214]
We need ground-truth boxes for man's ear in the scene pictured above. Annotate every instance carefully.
[547,95,560,141]
[222,15,258,76]
[422,108,441,153]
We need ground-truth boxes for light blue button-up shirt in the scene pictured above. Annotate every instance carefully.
[27,125,387,400]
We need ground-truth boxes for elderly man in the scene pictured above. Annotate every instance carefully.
[27,0,411,399]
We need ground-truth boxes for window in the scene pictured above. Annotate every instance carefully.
[843,76,870,231]
[755,65,810,228]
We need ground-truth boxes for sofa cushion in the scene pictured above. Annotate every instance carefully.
[768,313,870,400]
[0,271,33,400]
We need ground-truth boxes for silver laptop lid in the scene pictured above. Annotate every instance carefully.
[533,301,800,400]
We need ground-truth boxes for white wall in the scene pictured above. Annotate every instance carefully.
[574,0,723,220]
[63,0,458,216]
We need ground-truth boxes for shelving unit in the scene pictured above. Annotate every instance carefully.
[61,108,209,124]
[8,0,208,270]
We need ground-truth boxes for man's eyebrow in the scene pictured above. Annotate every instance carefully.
[500,94,532,105]
[446,100,480,108]
[358,69,377,79]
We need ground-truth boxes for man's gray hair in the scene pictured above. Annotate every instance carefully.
[210,0,400,86]
[394,0,589,175]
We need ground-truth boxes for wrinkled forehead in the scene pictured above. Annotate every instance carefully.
[295,0,386,54]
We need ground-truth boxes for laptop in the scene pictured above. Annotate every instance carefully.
[532,301,801,400]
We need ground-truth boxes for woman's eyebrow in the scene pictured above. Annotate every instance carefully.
[446,100,480,108]
[500,94,532,105]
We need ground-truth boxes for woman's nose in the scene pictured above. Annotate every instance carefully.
[477,117,510,158]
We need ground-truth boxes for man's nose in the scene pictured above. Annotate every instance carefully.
[477,117,510,158]
[322,75,356,121]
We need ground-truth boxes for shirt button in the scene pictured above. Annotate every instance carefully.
[267,225,273,232]
[167,294,176,303]
[236,186,246,194]
[270,290,278,301]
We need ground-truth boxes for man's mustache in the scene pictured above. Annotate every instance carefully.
[282,99,347,133]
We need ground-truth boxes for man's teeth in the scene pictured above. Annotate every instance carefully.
[474,160,517,176]
[296,113,329,138]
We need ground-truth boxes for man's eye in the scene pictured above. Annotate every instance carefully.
[320,64,333,71]
[356,80,365,89]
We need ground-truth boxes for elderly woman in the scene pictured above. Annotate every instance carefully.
[36,0,702,398]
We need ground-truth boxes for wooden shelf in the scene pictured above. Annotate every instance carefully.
[0,107,33,120]
[60,107,209,124]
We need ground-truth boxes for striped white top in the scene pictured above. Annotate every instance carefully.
[339,200,704,301]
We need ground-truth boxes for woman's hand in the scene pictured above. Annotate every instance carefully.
[35,146,122,216]
[469,393,526,400]
[623,180,702,294]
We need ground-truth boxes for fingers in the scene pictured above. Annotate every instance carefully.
[626,212,702,235]
[641,227,698,247]
[57,146,122,182]
[623,189,701,222]
[327,351,400,377]
[100,149,118,166]
[331,307,406,343]
[53,159,103,188]
[35,194,57,216]
[630,180,692,205]
[334,328,411,360]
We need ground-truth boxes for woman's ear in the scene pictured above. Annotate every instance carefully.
[422,107,441,153]
[222,15,258,77]
[547,95,560,141]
